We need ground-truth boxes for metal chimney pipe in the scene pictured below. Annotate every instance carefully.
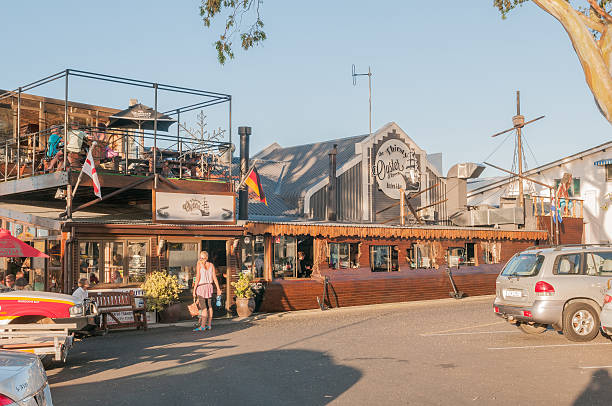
[238,126,251,220]
[327,144,338,221]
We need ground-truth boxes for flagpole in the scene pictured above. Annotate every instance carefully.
[72,141,97,197]
[236,163,255,190]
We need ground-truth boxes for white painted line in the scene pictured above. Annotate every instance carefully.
[579,365,612,369]
[422,330,519,337]
[422,321,505,336]
[489,342,612,350]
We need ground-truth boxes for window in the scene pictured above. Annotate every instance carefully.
[79,242,99,283]
[273,236,297,278]
[127,242,147,283]
[370,246,398,272]
[607,164,612,182]
[167,242,199,289]
[241,235,265,278]
[554,254,582,275]
[407,243,434,269]
[329,242,360,269]
[104,242,124,284]
[585,252,612,276]
[481,242,501,264]
[501,254,544,277]
[447,247,466,267]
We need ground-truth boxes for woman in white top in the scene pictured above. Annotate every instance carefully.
[192,251,221,332]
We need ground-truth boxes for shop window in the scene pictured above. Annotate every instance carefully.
[104,242,124,284]
[328,242,360,269]
[446,247,466,267]
[167,242,198,289]
[273,236,297,278]
[31,241,45,291]
[241,235,265,278]
[607,164,612,182]
[481,242,501,264]
[127,242,147,283]
[79,242,99,283]
[370,245,399,272]
[407,243,434,269]
[47,240,62,292]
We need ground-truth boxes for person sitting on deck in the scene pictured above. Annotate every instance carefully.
[65,124,88,168]
[45,127,65,172]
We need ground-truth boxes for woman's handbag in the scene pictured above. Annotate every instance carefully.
[188,300,199,317]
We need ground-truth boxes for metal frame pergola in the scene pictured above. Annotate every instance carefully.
[0,68,233,183]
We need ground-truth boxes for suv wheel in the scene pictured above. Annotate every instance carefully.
[562,303,600,342]
[518,323,547,334]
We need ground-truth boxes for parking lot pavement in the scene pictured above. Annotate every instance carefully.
[47,297,612,405]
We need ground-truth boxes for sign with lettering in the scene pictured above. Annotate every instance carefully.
[154,192,235,223]
[373,139,420,199]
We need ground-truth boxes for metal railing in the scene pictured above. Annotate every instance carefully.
[0,124,233,183]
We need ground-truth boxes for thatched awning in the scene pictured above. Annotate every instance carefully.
[245,221,547,241]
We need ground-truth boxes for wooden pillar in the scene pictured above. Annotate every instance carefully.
[474,243,479,267]
[265,235,273,280]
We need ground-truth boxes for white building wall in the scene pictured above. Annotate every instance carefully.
[468,149,612,244]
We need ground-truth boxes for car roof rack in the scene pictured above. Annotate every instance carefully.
[552,243,612,251]
[522,243,612,252]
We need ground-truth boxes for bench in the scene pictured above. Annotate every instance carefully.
[90,291,148,331]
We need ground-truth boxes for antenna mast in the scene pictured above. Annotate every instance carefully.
[352,64,373,138]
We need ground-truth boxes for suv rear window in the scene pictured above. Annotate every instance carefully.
[501,254,545,277]
[554,254,582,275]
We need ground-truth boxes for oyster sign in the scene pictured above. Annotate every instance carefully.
[373,139,420,199]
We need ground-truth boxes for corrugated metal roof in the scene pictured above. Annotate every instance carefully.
[251,134,368,209]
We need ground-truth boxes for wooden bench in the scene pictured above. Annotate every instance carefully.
[90,291,148,331]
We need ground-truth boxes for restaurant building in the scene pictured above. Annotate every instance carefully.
[0,70,581,315]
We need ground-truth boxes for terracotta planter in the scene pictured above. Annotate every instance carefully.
[236,297,255,317]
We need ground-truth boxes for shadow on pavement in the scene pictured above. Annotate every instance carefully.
[50,348,362,405]
[574,369,612,406]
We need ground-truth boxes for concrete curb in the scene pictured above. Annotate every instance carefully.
[148,295,496,329]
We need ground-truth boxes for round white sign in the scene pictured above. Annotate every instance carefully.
[373,139,421,199]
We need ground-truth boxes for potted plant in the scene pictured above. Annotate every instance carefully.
[142,271,180,323]
[232,272,255,317]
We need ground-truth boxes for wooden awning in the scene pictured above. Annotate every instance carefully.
[245,222,547,241]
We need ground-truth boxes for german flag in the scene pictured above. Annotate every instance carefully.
[245,166,267,205]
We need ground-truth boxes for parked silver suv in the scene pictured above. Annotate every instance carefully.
[494,244,612,342]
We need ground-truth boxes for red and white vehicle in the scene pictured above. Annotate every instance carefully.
[0,290,97,328]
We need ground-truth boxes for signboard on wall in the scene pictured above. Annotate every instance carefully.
[373,139,421,199]
[154,192,235,223]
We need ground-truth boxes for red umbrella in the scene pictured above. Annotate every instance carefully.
[0,229,49,258]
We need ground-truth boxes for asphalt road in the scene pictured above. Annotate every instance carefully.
[47,296,612,405]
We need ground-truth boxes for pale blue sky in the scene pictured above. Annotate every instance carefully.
[1,1,610,175]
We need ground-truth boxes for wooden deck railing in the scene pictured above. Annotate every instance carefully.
[532,195,583,219]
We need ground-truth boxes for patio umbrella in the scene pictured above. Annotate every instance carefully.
[0,229,49,258]
[108,103,176,158]
[107,103,176,132]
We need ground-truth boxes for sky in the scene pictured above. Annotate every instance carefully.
[1,1,610,176]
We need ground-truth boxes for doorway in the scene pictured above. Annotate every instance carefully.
[201,240,227,286]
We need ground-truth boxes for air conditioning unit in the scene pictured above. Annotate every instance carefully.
[421,207,436,220]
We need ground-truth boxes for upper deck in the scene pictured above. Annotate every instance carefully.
[0,69,234,211]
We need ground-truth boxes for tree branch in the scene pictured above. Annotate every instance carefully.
[587,0,612,24]
[578,9,605,32]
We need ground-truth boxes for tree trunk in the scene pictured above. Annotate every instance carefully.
[533,0,612,123]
